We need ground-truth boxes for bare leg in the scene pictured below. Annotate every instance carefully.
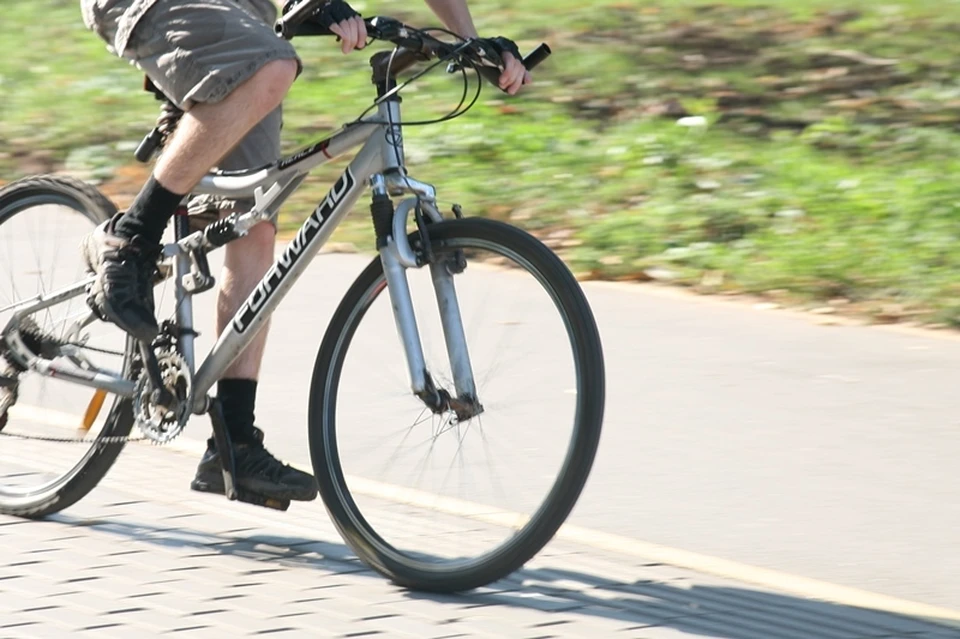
[217,222,276,380]
[154,59,298,195]
[152,59,294,378]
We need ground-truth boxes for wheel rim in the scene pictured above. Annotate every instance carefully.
[318,230,601,578]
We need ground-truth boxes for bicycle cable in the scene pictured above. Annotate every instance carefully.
[348,26,484,128]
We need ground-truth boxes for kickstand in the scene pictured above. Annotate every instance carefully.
[207,398,238,501]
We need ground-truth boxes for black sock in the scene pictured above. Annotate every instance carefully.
[216,378,258,446]
[114,175,186,245]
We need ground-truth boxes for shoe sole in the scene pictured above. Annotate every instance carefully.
[100,295,158,342]
[191,478,293,511]
[191,475,318,503]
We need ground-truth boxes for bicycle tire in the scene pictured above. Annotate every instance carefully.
[0,175,136,518]
[308,217,604,592]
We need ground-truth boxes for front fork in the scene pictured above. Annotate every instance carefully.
[371,175,481,420]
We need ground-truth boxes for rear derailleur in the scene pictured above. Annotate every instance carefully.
[0,316,74,433]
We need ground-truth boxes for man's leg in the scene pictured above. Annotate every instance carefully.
[83,1,300,342]
[181,101,284,447]
[144,59,297,197]
[84,0,317,501]
[212,222,276,444]
[125,62,290,435]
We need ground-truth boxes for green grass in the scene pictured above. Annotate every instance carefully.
[4,0,960,324]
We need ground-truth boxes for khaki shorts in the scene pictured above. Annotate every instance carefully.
[113,0,302,230]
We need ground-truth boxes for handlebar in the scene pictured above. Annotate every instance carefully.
[275,4,551,91]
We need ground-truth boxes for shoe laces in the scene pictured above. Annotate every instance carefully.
[234,442,299,481]
[106,238,161,302]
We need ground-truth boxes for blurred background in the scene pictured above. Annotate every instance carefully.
[5,0,960,328]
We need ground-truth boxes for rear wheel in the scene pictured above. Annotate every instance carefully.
[309,217,605,592]
[0,176,136,518]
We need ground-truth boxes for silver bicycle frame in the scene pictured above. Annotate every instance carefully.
[2,100,479,416]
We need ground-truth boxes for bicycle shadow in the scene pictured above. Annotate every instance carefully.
[39,512,960,639]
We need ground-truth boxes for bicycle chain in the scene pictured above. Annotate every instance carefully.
[0,431,147,444]
[0,328,139,444]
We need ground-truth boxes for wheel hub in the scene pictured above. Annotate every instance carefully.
[416,378,484,422]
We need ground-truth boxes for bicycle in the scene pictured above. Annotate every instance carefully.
[0,4,605,593]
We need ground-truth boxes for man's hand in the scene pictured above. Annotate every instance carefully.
[499,52,531,95]
[328,14,367,54]
[422,1,532,94]
[477,36,531,95]
[283,0,367,53]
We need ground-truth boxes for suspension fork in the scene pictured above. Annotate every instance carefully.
[370,176,480,418]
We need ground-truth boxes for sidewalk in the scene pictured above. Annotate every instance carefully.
[1,441,957,639]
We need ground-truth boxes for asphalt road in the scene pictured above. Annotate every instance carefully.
[2,206,958,615]
[169,244,960,611]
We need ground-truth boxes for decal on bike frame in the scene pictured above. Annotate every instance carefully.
[233,168,357,334]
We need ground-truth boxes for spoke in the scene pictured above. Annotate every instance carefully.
[4,219,22,306]
[439,417,470,497]
[473,328,534,395]
[380,407,430,475]
[373,409,435,441]
[412,414,445,489]
[29,215,57,335]
[477,414,511,510]
[433,415,459,438]
[0,228,14,307]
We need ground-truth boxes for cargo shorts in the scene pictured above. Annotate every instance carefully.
[92,0,302,231]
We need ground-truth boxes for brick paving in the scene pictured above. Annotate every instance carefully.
[1,441,958,638]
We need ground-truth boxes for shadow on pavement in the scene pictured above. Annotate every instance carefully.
[37,513,959,639]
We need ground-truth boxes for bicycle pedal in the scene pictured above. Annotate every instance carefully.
[235,489,290,512]
[190,480,290,511]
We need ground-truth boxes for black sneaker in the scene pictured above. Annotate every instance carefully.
[80,213,160,342]
[190,427,318,502]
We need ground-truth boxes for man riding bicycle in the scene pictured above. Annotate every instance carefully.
[78,0,531,505]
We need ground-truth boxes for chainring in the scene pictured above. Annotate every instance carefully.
[134,349,192,444]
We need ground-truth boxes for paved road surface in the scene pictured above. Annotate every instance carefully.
[1,439,957,638]
[175,247,960,610]
[2,209,960,636]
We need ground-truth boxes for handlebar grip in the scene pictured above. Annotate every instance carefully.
[522,43,551,71]
[275,0,326,39]
[135,128,163,164]
[478,43,552,94]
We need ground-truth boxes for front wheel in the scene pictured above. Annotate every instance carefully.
[309,217,605,592]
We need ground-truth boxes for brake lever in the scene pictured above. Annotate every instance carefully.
[460,41,553,91]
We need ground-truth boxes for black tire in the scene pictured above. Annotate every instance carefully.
[0,175,136,518]
[309,217,605,592]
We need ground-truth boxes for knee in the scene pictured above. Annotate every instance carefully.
[253,58,298,101]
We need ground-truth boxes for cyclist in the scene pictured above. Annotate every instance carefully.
[77,0,530,505]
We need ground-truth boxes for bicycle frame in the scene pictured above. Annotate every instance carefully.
[2,98,479,418]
